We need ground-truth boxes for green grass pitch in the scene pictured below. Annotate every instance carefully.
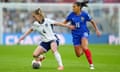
[0,44,120,72]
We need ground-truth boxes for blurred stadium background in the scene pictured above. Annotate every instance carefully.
[0,0,120,45]
[0,0,120,72]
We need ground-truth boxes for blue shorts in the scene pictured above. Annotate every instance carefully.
[72,32,89,46]
[40,40,59,52]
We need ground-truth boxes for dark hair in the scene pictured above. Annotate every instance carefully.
[74,1,89,9]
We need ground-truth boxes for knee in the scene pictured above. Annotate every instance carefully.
[81,44,87,48]
[51,46,57,53]
[81,45,88,51]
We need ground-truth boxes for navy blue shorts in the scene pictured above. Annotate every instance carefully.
[40,40,59,52]
[72,32,89,46]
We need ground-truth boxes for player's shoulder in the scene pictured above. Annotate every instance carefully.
[81,10,89,15]
[69,12,75,16]
[69,11,74,14]
[44,18,51,22]
[33,21,39,25]
[45,18,56,24]
[45,18,53,22]
[66,11,75,18]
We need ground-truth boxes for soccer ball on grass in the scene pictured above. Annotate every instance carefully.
[32,60,42,69]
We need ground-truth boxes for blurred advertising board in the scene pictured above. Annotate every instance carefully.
[2,33,110,45]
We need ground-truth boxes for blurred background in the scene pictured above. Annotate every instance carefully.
[0,0,120,45]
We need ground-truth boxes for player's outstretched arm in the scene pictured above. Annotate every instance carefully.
[54,22,75,30]
[90,19,101,36]
[17,28,33,44]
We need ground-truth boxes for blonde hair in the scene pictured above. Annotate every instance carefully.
[33,8,45,18]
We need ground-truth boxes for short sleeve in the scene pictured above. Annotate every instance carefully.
[66,12,72,22]
[47,18,56,25]
[86,12,92,21]
[31,26,35,30]
[31,21,38,30]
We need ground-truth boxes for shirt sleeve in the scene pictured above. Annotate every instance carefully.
[66,13,72,22]
[86,12,92,21]
[47,18,56,25]
[31,26,35,31]
[31,21,37,30]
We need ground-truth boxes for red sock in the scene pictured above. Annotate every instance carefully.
[84,49,93,64]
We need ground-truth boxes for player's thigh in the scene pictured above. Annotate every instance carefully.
[33,46,45,57]
[50,41,58,53]
[81,37,88,50]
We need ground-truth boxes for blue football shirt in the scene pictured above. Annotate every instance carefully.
[66,11,92,35]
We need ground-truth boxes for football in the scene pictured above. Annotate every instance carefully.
[32,60,41,69]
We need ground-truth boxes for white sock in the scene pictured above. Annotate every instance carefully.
[54,51,63,66]
[90,64,94,67]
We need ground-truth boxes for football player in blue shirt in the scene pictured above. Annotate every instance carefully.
[63,1,101,69]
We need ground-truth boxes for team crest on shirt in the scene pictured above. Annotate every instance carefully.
[80,17,85,22]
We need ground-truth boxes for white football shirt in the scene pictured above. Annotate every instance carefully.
[32,18,57,42]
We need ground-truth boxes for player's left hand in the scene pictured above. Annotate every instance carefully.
[96,30,101,37]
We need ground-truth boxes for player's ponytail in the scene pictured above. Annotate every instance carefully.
[74,1,89,9]
[33,8,45,19]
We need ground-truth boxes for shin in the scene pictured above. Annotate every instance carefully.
[74,45,83,57]
[33,46,45,61]
[81,38,93,65]
[51,41,63,67]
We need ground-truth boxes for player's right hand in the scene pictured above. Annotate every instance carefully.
[68,25,75,30]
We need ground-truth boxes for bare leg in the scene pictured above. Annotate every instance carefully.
[33,46,45,61]
[51,41,64,70]
[81,37,88,50]
[74,45,84,57]
[81,37,94,69]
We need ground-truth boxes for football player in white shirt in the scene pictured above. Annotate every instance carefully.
[17,8,74,70]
